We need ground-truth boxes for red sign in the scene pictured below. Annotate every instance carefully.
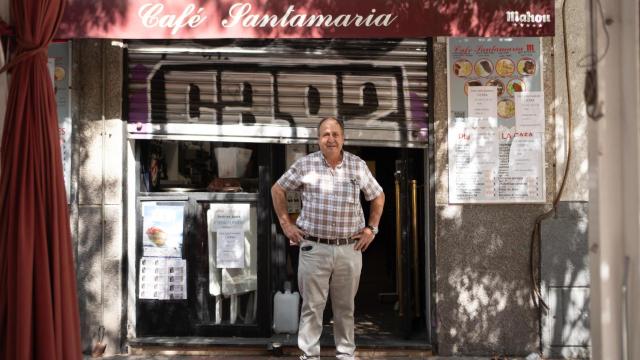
[57,0,554,39]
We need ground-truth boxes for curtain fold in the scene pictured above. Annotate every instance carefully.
[0,0,81,359]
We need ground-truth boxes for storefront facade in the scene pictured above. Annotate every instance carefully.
[49,0,590,357]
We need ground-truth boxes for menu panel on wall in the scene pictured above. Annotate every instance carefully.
[447,37,545,204]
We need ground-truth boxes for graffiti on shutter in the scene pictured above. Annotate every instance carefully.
[127,39,430,147]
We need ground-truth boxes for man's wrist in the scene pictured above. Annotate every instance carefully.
[366,224,378,235]
[279,219,293,228]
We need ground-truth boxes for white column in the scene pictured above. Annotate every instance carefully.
[589,0,640,359]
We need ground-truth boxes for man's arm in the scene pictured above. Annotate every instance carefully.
[367,192,385,229]
[271,183,305,244]
[353,192,385,251]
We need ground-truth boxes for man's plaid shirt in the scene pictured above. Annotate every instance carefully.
[276,151,383,239]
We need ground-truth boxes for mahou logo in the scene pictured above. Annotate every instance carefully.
[506,11,551,27]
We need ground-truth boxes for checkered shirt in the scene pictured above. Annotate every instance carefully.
[276,151,383,239]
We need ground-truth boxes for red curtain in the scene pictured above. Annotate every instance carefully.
[0,0,81,359]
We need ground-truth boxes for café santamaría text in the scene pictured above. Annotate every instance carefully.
[138,2,399,34]
[221,3,398,28]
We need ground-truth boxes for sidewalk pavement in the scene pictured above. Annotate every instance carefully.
[93,356,534,360]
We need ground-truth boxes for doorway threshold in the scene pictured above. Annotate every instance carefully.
[128,335,431,357]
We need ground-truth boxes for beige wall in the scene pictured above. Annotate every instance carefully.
[433,38,555,355]
[554,0,589,202]
[72,40,125,356]
[432,0,590,353]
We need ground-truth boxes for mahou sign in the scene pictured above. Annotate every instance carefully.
[58,0,554,39]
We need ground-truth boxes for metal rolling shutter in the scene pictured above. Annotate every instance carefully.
[126,39,431,147]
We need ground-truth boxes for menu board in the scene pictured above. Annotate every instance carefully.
[447,37,545,203]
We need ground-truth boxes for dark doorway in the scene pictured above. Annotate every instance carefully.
[308,146,430,347]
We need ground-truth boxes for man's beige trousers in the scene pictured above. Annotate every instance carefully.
[297,240,362,359]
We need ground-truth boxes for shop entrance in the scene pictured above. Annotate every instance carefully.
[353,146,429,344]
[130,138,432,346]
[126,36,434,343]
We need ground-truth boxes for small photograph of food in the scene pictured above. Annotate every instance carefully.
[517,58,536,75]
[507,79,526,97]
[54,66,66,81]
[146,226,167,247]
[474,59,494,77]
[485,79,505,97]
[498,99,516,118]
[495,58,515,77]
[453,59,473,77]
[464,80,483,96]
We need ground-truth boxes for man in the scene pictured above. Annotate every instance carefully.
[271,117,385,360]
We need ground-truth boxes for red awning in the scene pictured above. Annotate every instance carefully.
[58,0,555,39]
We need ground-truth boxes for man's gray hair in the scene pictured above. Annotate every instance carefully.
[317,117,344,134]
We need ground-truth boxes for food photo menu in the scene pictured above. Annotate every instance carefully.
[447,37,545,203]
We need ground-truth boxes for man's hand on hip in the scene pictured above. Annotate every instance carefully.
[282,222,305,245]
[353,227,375,251]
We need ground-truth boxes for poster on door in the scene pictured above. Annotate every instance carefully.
[447,37,545,203]
[141,202,185,257]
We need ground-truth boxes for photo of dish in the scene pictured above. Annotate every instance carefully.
[54,66,66,81]
[146,226,167,247]
[507,79,526,97]
[474,59,493,77]
[495,58,515,77]
[498,99,516,118]
[464,80,483,96]
[453,59,473,77]
[517,58,536,75]
[485,79,505,97]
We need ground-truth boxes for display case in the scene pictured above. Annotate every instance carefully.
[134,140,273,337]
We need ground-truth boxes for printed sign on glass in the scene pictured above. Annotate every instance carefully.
[142,202,185,257]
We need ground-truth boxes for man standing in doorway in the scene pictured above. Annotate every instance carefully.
[271,117,385,360]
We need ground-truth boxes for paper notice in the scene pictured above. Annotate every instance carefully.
[468,86,498,128]
[216,230,245,268]
[509,134,543,178]
[139,257,187,300]
[515,91,545,133]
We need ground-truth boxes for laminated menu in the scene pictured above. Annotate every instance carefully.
[447,37,545,203]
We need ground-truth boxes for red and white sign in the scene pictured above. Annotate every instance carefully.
[57,0,554,39]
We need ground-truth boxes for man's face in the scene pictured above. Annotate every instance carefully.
[318,119,344,158]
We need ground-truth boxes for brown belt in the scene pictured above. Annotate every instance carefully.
[304,235,357,246]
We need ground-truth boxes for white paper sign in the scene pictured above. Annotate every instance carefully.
[468,86,498,128]
[208,203,250,269]
[515,91,545,133]
[139,257,187,300]
[166,258,188,299]
[216,230,245,268]
[509,134,543,177]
